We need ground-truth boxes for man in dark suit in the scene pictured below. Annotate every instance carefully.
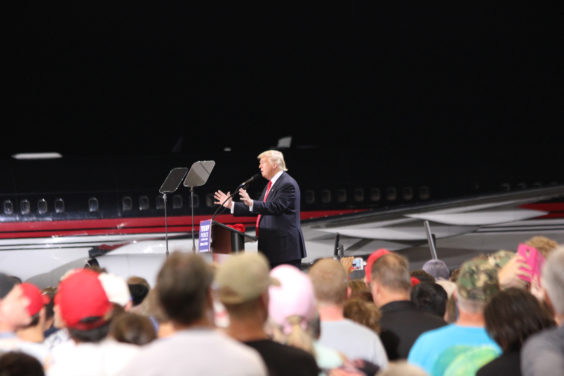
[214,150,306,268]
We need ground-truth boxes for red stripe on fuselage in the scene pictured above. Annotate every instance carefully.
[520,203,564,219]
[0,209,367,239]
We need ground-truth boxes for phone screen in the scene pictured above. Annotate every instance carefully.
[351,257,364,271]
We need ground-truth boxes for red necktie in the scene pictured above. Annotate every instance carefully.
[256,181,272,237]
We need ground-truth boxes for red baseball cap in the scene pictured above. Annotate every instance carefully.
[20,282,49,316]
[55,269,112,330]
[365,249,391,283]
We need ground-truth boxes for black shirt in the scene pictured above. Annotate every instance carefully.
[477,350,520,376]
[244,339,319,376]
[379,300,447,360]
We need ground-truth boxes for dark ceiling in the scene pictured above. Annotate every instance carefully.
[9,4,564,162]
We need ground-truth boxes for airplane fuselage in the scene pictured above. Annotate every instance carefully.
[1,148,562,287]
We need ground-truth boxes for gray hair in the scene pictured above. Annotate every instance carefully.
[422,259,450,280]
[541,245,564,315]
[456,295,487,315]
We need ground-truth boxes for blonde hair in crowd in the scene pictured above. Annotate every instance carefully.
[258,150,288,171]
[524,236,559,258]
[308,258,348,305]
[285,315,315,354]
[268,315,316,356]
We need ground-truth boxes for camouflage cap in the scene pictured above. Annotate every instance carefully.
[487,250,515,269]
[456,257,500,302]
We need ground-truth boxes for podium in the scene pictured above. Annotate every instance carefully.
[199,220,256,255]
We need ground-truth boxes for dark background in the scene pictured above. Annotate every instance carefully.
[10,3,563,167]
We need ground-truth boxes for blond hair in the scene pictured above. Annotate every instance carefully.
[267,315,316,356]
[285,315,315,354]
[525,236,559,258]
[258,150,288,171]
[308,258,347,304]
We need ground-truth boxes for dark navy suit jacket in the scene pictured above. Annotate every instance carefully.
[233,171,306,266]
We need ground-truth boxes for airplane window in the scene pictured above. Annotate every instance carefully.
[206,194,214,208]
[336,189,347,203]
[304,190,315,205]
[418,186,430,200]
[122,196,133,212]
[402,187,414,201]
[37,199,48,215]
[500,183,511,192]
[321,189,331,204]
[88,197,99,212]
[20,199,30,215]
[189,194,199,208]
[386,187,397,201]
[55,198,65,213]
[369,188,381,202]
[139,195,150,211]
[516,182,527,190]
[532,181,543,188]
[156,195,164,210]
[172,194,183,209]
[353,188,364,202]
[3,200,13,215]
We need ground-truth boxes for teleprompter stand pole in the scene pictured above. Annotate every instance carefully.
[158,167,189,257]
[183,161,215,253]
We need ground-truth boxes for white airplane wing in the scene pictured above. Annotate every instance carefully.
[301,185,564,268]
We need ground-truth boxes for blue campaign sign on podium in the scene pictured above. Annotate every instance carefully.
[198,219,212,252]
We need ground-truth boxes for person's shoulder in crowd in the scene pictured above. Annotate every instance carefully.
[477,350,521,376]
[520,325,564,376]
[320,318,388,368]
[408,324,501,374]
[120,329,267,376]
[47,339,140,376]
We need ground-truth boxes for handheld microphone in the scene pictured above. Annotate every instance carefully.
[238,173,260,188]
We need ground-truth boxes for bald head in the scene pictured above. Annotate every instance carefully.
[370,253,411,292]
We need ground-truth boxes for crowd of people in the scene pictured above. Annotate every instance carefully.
[0,235,563,376]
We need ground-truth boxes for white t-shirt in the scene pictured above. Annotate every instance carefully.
[319,319,389,369]
[119,328,267,376]
[0,333,51,365]
[46,338,140,376]
[44,329,73,352]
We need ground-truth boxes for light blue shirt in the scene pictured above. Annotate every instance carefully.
[408,324,501,376]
